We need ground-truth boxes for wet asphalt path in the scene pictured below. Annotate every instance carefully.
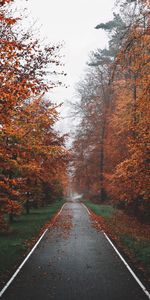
[1,201,149,300]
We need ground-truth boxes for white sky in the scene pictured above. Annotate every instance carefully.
[16,0,115,136]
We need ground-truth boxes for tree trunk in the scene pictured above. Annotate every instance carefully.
[100,124,106,202]
[25,199,30,214]
[99,73,111,202]
[9,213,14,223]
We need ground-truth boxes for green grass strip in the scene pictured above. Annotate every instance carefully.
[0,199,65,278]
[84,200,150,274]
[84,201,114,218]
[120,234,150,272]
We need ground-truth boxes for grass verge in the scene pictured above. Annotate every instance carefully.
[84,200,150,278]
[85,201,114,218]
[0,199,65,287]
[120,234,150,273]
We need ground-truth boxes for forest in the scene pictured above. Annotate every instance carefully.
[72,0,150,222]
[0,0,149,230]
[0,0,149,229]
[0,0,150,295]
[0,0,69,231]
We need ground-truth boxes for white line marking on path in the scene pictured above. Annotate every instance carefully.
[0,202,67,298]
[82,203,150,299]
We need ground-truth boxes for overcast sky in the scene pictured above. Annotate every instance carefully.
[16,0,115,135]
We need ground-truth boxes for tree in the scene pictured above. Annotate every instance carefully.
[0,0,69,229]
[72,62,111,201]
[109,0,150,217]
[72,0,150,219]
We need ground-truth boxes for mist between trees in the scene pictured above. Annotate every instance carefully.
[0,0,69,231]
[0,0,149,231]
[71,0,150,222]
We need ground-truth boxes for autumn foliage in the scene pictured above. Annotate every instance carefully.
[0,0,69,229]
[72,0,150,220]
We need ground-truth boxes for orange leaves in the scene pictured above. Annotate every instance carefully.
[89,209,105,231]
[53,209,73,239]
[0,0,13,5]
[0,0,69,229]
[72,0,149,219]
[6,200,22,215]
[1,16,17,25]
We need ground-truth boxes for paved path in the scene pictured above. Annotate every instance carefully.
[1,202,149,300]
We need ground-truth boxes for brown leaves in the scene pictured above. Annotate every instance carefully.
[53,209,73,239]
[0,0,13,6]
[72,0,150,219]
[88,208,106,232]
[0,0,69,230]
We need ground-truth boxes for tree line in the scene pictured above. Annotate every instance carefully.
[0,0,69,230]
[72,0,150,220]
